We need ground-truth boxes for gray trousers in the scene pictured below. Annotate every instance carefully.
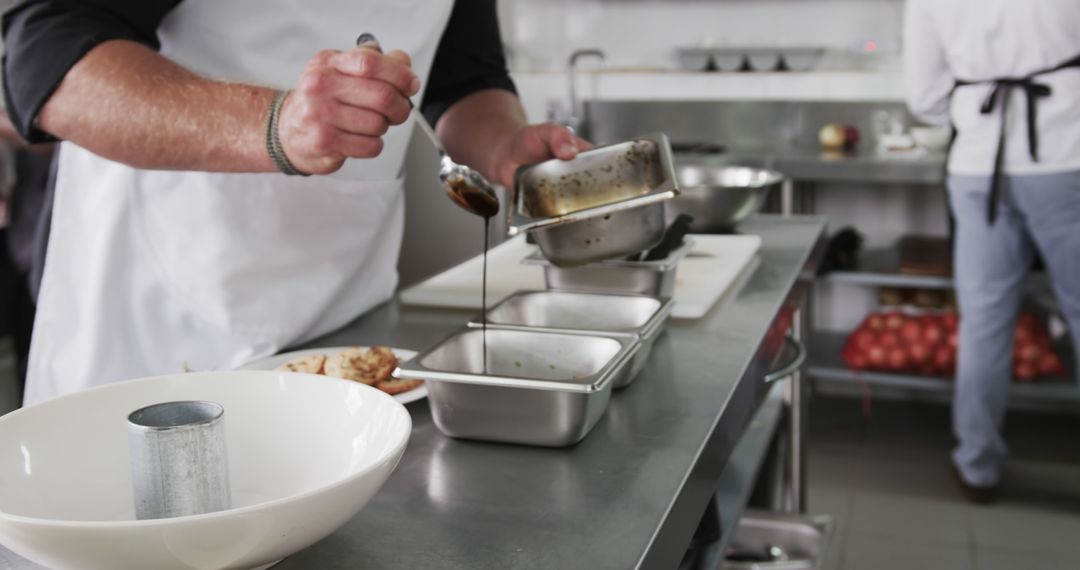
[948,170,1080,486]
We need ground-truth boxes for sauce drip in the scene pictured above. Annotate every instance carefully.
[481,216,490,373]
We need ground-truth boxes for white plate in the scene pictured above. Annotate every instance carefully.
[241,346,426,404]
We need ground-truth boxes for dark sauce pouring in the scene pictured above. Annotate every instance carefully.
[447,174,500,373]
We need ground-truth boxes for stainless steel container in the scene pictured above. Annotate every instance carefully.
[127,401,231,520]
[469,290,674,388]
[522,237,694,298]
[669,165,784,233]
[723,510,835,570]
[396,328,638,447]
[509,133,680,266]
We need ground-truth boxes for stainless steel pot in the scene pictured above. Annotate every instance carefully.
[669,165,784,233]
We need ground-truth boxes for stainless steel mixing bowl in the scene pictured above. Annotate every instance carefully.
[668,165,784,233]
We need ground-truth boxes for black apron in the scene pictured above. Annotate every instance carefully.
[952,53,1080,223]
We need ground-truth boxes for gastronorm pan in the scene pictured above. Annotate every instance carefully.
[469,290,674,388]
[522,237,694,298]
[395,328,638,447]
[509,133,680,266]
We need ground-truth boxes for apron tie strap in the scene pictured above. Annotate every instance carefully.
[953,53,1080,225]
[975,78,1052,224]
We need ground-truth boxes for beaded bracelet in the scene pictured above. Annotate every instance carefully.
[265,90,308,176]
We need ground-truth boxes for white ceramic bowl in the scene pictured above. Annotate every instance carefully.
[911,126,952,151]
[0,371,411,570]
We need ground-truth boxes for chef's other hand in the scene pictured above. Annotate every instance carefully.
[491,122,593,189]
[278,46,420,175]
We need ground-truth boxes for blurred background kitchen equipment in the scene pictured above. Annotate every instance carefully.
[128,400,230,520]
[910,126,953,152]
[669,165,784,233]
[510,133,680,266]
[675,46,825,72]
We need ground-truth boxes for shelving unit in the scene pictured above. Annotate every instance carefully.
[807,332,1080,405]
[810,244,1077,410]
[819,248,954,290]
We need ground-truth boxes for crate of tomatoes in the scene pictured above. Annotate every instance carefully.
[841,310,1065,382]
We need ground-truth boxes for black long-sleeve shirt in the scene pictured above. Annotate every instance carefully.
[1,0,517,143]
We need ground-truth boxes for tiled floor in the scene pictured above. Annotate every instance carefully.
[808,393,1080,570]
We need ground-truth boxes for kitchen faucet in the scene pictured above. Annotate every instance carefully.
[563,49,607,136]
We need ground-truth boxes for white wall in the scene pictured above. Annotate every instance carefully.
[499,0,905,73]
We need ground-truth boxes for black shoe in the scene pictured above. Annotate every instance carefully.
[952,465,998,504]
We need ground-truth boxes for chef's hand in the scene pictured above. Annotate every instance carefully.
[490,123,593,189]
[277,46,419,175]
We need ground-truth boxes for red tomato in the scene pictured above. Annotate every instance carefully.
[847,353,869,370]
[867,345,888,369]
[899,320,922,344]
[942,312,959,331]
[1017,312,1040,332]
[1036,352,1064,377]
[1015,342,1041,363]
[1014,326,1034,345]
[933,347,955,375]
[866,314,886,331]
[887,347,910,372]
[923,322,946,346]
[851,329,876,352]
[908,342,932,366]
[1014,361,1037,382]
[884,312,905,330]
[880,331,900,348]
[947,331,959,350]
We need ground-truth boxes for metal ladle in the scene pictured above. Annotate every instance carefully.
[356,33,500,218]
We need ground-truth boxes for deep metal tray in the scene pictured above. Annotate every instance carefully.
[395,328,639,447]
[522,237,694,298]
[508,133,679,234]
[467,290,674,388]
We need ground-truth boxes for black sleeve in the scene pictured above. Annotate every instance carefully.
[420,0,517,127]
[2,0,181,143]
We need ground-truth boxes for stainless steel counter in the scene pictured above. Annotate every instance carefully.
[0,216,826,570]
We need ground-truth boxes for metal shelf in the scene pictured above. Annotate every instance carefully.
[820,248,954,290]
[806,332,1080,404]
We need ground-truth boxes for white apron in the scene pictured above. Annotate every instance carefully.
[24,0,454,404]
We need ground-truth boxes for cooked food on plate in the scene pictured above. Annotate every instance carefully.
[277,346,421,395]
[277,353,327,374]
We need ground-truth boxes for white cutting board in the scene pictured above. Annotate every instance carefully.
[398,234,761,319]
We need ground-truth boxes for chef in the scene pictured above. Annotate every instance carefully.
[905,0,1080,503]
[2,0,588,404]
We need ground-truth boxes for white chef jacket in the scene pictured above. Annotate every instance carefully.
[24,0,454,404]
[904,0,1080,176]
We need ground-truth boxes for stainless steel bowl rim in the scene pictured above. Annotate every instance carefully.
[508,132,680,234]
[395,328,640,394]
[676,165,785,189]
